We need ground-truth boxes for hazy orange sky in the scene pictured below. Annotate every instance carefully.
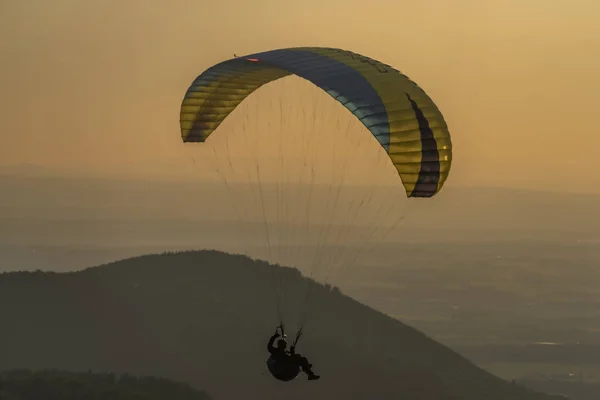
[1,0,599,193]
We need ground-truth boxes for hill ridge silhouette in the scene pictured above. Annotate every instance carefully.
[0,250,563,400]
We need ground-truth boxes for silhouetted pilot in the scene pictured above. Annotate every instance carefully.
[266,329,320,381]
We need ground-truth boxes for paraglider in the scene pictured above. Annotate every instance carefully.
[179,47,453,381]
[266,326,320,381]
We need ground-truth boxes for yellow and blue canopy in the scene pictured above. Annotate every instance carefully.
[180,47,452,198]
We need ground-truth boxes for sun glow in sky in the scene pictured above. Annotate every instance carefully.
[1,0,599,193]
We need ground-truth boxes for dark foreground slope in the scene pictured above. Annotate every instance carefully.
[0,369,212,400]
[0,251,562,400]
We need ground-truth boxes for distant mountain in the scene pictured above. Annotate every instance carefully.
[2,173,598,237]
[0,164,60,177]
[0,251,563,400]
[0,369,212,399]
[2,173,598,273]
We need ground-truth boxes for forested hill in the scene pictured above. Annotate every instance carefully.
[0,251,563,400]
[0,369,212,400]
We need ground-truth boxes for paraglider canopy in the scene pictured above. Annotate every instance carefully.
[180,46,452,199]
